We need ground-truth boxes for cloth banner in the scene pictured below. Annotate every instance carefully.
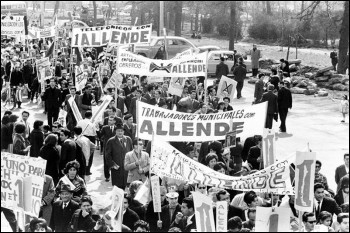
[57,109,67,127]
[110,186,124,232]
[118,51,208,78]
[104,71,123,92]
[90,95,113,123]
[168,77,185,97]
[171,48,194,60]
[137,101,268,142]
[1,152,47,217]
[28,26,56,39]
[36,57,50,68]
[75,66,88,91]
[262,128,276,168]
[216,201,228,232]
[150,138,293,193]
[217,75,237,103]
[255,207,290,232]
[150,175,162,213]
[67,96,83,122]
[147,76,164,84]
[72,24,152,47]
[294,151,316,212]
[1,15,25,36]
[192,192,216,232]
[134,178,151,205]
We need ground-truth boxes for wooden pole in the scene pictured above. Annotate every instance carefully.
[204,51,209,105]
[163,28,168,60]
[299,210,303,232]
[286,35,291,60]
[159,1,164,36]
[114,46,120,109]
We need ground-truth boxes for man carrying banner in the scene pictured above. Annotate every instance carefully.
[158,192,182,232]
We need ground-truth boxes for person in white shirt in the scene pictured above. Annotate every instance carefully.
[302,212,317,232]
[231,191,264,211]
[73,126,95,176]
[76,110,97,143]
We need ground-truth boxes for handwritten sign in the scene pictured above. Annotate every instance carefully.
[262,128,276,168]
[151,176,162,213]
[192,192,215,232]
[216,201,228,232]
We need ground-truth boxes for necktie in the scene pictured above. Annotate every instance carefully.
[111,126,113,132]
[63,203,67,209]
[120,139,125,149]
[316,201,321,215]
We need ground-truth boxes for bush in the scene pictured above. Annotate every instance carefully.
[248,14,279,40]
[202,18,213,33]
[217,23,230,36]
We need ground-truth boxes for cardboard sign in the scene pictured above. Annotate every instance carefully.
[137,101,268,142]
[217,75,237,103]
[36,57,50,68]
[72,24,152,47]
[28,26,56,39]
[134,178,151,205]
[68,96,83,122]
[262,128,276,168]
[150,138,294,193]
[255,207,290,232]
[192,192,216,232]
[168,77,185,97]
[1,15,25,36]
[294,151,316,212]
[110,186,124,233]
[225,131,236,148]
[90,95,113,123]
[216,201,228,232]
[150,176,162,213]
[1,153,47,217]
[75,66,87,91]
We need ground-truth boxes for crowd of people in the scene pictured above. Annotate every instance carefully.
[1,35,349,232]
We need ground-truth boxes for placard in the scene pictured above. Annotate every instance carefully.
[192,192,216,232]
[262,128,276,168]
[216,201,228,232]
[217,75,237,103]
[151,176,162,213]
[255,207,290,232]
[168,77,185,97]
[1,15,25,36]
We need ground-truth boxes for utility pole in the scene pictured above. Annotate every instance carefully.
[159,1,164,36]
[40,1,45,27]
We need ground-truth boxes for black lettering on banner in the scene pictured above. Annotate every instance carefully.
[270,166,286,188]
[140,120,153,134]
[231,122,244,135]
[295,159,314,207]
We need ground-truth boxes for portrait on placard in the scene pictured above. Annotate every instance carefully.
[71,54,77,64]
[225,131,236,148]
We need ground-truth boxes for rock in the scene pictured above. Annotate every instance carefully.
[329,77,342,84]
[323,71,333,76]
[331,74,345,79]
[341,77,349,85]
[307,83,318,89]
[296,80,309,88]
[332,83,347,91]
[289,64,297,72]
[259,69,272,75]
[248,78,258,84]
[305,72,314,79]
[345,86,349,92]
[290,87,306,94]
[317,81,333,89]
[315,76,330,82]
[317,90,329,97]
[317,66,334,74]
[288,59,302,65]
[304,89,317,95]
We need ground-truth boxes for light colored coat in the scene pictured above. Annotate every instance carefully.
[250,49,261,69]
[124,150,150,183]
[41,175,55,226]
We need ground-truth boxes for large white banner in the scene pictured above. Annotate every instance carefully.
[192,192,216,232]
[28,26,56,39]
[137,101,267,141]
[1,153,47,217]
[118,51,208,78]
[72,24,152,47]
[150,139,293,193]
[1,15,25,36]
[217,75,237,103]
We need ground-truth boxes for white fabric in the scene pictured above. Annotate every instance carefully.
[77,119,96,136]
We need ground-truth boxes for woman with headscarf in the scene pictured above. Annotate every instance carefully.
[1,115,11,151]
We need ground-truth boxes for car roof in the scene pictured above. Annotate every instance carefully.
[151,36,190,40]
[208,50,234,54]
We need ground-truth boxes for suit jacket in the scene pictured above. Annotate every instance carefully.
[233,64,247,82]
[125,93,135,111]
[216,62,229,79]
[261,91,278,114]
[124,150,150,183]
[170,215,197,232]
[42,87,61,110]
[129,97,147,122]
[143,93,153,104]
[123,123,137,142]
[50,200,79,232]
[78,93,93,117]
[105,135,133,188]
[123,86,134,98]
[41,175,55,226]
[29,129,44,158]
[247,145,261,170]
[335,164,347,185]
[60,139,77,172]
[103,116,123,126]
[334,191,345,206]
[315,197,341,219]
[160,204,182,232]
[149,97,166,106]
[254,79,264,103]
[122,208,140,230]
[278,87,292,110]
[100,125,117,151]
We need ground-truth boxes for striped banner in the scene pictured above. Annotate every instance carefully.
[90,95,113,123]
[68,96,83,122]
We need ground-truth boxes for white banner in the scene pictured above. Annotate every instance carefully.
[1,153,47,217]
[104,71,123,92]
[68,96,83,122]
[137,101,267,142]
[255,207,291,232]
[150,176,162,213]
[110,186,124,233]
[72,24,152,47]
[118,51,208,78]
[168,77,185,97]
[28,26,56,39]
[36,57,50,68]
[150,138,293,193]
[262,128,276,168]
[192,192,216,232]
[91,95,113,123]
[217,75,237,103]
[1,15,25,36]
[216,201,228,232]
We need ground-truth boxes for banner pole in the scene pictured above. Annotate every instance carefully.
[114,46,120,109]
[204,51,209,105]
[299,210,303,232]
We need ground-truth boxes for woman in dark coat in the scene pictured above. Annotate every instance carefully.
[30,120,44,157]
[13,123,30,155]
[39,134,60,185]
[8,114,19,152]
[1,115,11,151]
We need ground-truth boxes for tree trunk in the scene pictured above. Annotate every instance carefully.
[54,1,60,16]
[266,1,272,15]
[93,1,97,26]
[195,4,199,32]
[174,1,182,36]
[301,1,305,12]
[229,1,236,51]
[337,1,349,74]
[153,3,160,36]
[131,2,137,26]
[286,35,291,60]
[140,4,146,25]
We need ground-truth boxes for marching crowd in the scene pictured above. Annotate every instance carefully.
[1,36,349,232]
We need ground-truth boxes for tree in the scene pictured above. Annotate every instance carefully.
[229,1,236,50]
[337,1,349,74]
[93,1,97,26]
[174,1,183,36]
[266,1,272,15]
[54,1,60,16]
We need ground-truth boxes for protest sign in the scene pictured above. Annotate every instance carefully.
[134,178,151,205]
[118,51,208,78]
[262,128,276,168]
[1,152,47,217]
[68,96,83,122]
[192,192,216,232]
[171,48,194,60]
[224,131,236,148]
[150,176,162,213]
[57,109,67,127]
[104,71,123,92]
[110,186,124,232]
[72,24,152,47]
[39,67,46,94]
[150,138,294,193]
[36,57,50,68]
[137,101,268,142]
[168,77,185,97]
[75,66,87,91]
[147,76,164,84]
[28,26,56,39]
[217,76,237,103]
[294,151,316,212]
[216,201,228,232]
[91,95,113,123]
[255,207,290,232]
[1,15,25,36]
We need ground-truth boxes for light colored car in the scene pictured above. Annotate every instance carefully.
[207,50,253,77]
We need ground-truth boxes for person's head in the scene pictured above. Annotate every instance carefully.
[129,180,143,197]
[253,44,257,50]
[303,212,316,232]
[315,160,322,174]
[80,196,93,213]
[136,89,142,98]
[216,190,230,207]
[44,133,58,147]
[317,211,332,226]
[9,114,19,123]
[29,218,48,232]
[115,123,124,138]
[314,183,325,201]
[147,85,154,94]
[33,120,44,131]
[278,81,285,89]
[22,111,30,121]
[223,97,230,105]
[124,114,133,125]
[64,160,80,178]
[205,153,218,169]
[69,86,76,95]
[181,197,194,216]
[268,84,274,92]
[59,129,71,141]
[337,213,349,232]
[244,191,259,208]
[213,162,226,174]
[183,86,189,94]
[127,79,133,87]
[160,186,167,203]
[217,102,225,110]
[344,153,349,166]
[73,126,83,136]
[228,216,243,232]
[4,110,12,116]
[14,123,26,134]
[258,73,264,80]
[107,116,116,126]
[168,227,182,232]
[340,175,349,194]
[166,192,179,208]
[2,115,10,125]
[133,220,150,232]
[200,103,208,113]
[84,110,92,119]
[340,203,349,213]
[52,122,61,132]
[59,184,73,203]
[123,193,131,211]
[196,183,207,195]
[49,78,55,88]
[133,139,144,152]
[247,208,256,224]
[220,57,225,62]
[154,89,161,99]
[190,90,197,99]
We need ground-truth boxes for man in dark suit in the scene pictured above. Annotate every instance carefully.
[50,184,79,232]
[41,78,61,127]
[146,186,169,232]
[233,58,247,99]
[149,89,166,107]
[100,116,117,182]
[105,123,133,189]
[335,153,349,188]
[63,86,80,132]
[59,129,76,176]
[170,197,196,232]
[123,79,134,99]
[158,192,182,232]
[123,194,140,230]
[261,84,278,129]
[247,136,262,170]
[78,84,96,118]
[254,73,265,104]
[143,85,155,104]
[129,90,147,123]
[277,81,292,133]
[177,91,200,113]
[314,183,342,220]
[125,86,137,112]
[103,107,123,126]
[123,114,136,142]
[215,57,229,83]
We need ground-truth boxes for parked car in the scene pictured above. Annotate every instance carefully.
[197,45,221,53]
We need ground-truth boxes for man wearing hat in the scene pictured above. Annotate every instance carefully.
[261,84,278,129]
[105,123,133,189]
[50,184,79,232]
[158,192,182,232]
[277,81,293,133]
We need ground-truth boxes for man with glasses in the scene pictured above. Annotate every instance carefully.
[313,183,341,220]
[314,160,329,191]
[302,212,317,232]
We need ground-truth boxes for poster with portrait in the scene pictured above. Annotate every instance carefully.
[224,131,236,148]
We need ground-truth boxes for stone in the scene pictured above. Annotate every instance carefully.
[331,74,345,79]
[345,86,349,92]
[307,83,318,89]
[288,59,302,65]
[317,90,329,97]
[323,71,333,76]
[317,66,334,74]
[305,72,314,79]
[304,89,317,95]
[328,77,342,84]
[341,77,349,85]
[248,78,258,84]
[289,64,297,72]
[332,83,347,91]
[290,87,306,94]
[315,76,330,82]
[296,80,309,88]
